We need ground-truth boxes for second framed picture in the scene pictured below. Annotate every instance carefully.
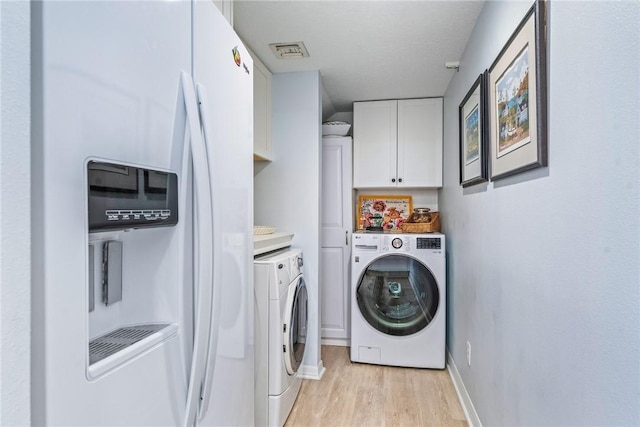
[459,71,488,187]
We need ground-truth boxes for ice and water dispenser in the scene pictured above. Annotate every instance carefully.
[87,161,181,378]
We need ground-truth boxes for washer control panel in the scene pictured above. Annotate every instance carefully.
[255,249,303,288]
[417,237,441,250]
[352,232,444,255]
[290,254,303,276]
[381,236,409,252]
[391,238,403,249]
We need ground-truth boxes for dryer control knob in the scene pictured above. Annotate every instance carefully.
[391,238,403,249]
[297,257,304,267]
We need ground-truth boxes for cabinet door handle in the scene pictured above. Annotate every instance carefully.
[391,178,396,183]
[398,178,403,183]
[345,231,348,246]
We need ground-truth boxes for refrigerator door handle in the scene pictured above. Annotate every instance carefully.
[180,71,215,427]
[194,82,221,422]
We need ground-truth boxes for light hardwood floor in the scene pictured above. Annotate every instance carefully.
[285,346,467,427]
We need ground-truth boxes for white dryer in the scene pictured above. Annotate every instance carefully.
[350,232,446,369]
[254,249,308,427]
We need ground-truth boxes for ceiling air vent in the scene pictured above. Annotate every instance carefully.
[269,42,310,59]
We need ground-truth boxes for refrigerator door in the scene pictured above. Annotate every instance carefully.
[192,2,255,425]
[32,1,193,425]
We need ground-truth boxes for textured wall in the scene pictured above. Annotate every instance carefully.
[441,1,640,425]
[254,71,323,371]
[0,1,31,425]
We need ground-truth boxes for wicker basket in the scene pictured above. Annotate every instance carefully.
[253,226,276,235]
[400,212,440,233]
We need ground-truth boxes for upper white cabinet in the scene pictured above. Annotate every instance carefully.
[252,54,272,161]
[213,0,233,26]
[353,98,443,188]
[353,100,397,187]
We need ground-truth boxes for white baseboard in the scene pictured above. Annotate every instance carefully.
[298,359,326,380]
[447,350,482,427]
[320,338,350,347]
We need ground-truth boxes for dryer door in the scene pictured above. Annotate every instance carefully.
[283,276,308,375]
[356,254,439,336]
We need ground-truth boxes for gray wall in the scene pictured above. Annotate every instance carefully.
[0,1,31,425]
[254,71,323,373]
[441,1,639,425]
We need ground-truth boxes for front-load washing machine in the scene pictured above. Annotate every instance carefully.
[254,249,308,427]
[350,232,446,369]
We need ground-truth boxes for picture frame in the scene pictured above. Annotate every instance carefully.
[356,195,412,231]
[488,0,548,181]
[459,71,489,187]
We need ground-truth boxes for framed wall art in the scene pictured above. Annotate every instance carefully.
[356,195,412,231]
[488,0,548,180]
[459,71,488,187]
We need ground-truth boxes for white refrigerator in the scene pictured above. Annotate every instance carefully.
[31,1,254,425]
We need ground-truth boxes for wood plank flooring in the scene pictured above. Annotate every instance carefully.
[284,346,467,427]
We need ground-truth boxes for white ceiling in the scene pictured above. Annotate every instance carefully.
[234,0,485,119]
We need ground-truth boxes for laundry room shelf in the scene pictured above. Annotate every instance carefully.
[253,232,294,256]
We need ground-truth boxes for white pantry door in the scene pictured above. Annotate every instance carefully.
[320,137,353,344]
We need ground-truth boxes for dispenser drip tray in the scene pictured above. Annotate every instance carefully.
[89,324,166,364]
[88,323,178,378]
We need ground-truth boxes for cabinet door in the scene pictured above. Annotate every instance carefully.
[320,137,352,341]
[353,100,397,188]
[397,98,443,187]
[212,0,233,26]
[253,57,272,160]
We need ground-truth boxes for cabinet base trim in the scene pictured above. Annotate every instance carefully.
[321,337,350,347]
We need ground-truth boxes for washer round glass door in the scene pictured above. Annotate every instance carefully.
[356,254,439,336]
[283,277,308,375]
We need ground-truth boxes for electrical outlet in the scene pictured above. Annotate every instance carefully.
[466,341,471,367]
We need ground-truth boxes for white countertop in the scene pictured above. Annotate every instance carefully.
[253,232,294,256]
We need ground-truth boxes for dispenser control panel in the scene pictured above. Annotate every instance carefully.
[88,161,178,232]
